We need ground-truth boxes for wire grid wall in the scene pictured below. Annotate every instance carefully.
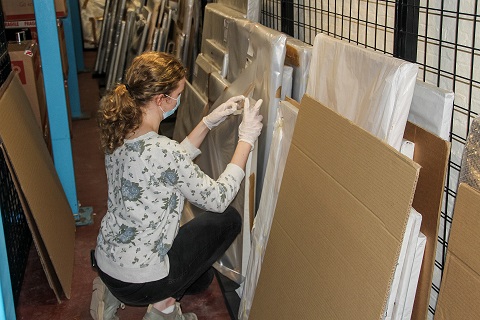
[261,0,479,317]
[0,148,32,306]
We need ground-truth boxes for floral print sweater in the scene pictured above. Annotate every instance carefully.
[95,131,245,283]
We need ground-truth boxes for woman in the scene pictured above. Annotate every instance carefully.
[90,51,263,320]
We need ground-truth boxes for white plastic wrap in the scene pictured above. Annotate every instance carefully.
[238,100,299,320]
[306,33,418,150]
[384,208,422,320]
[408,80,454,141]
[401,232,426,320]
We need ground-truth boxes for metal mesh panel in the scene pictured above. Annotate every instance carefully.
[0,148,32,306]
[261,0,480,317]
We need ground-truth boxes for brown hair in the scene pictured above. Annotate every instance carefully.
[97,51,186,154]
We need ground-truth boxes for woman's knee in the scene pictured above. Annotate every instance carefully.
[224,206,242,234]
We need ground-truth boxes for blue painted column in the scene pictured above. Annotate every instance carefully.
[33,0,79,214]
[62,15,86,119]
[67,0,85,72]
[0,208,15,320]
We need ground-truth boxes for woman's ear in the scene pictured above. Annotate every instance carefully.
[155,94,165,106]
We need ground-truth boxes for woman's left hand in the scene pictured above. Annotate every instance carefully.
[202,95,245,129]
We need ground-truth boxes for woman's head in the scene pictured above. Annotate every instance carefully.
[98,51,187,154]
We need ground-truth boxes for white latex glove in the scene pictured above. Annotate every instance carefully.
[202,95,245,129]
[238,98,263,149]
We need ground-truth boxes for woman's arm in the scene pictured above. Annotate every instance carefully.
[186,120,210,149]
[187,95,245,148]
[230,141,253,171]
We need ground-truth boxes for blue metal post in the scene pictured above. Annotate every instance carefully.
[0,207,15,320]
[67,0,86,71]
[62,15,86,119]
[33,0,79,214]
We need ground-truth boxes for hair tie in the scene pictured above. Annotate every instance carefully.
[124,83,132,95]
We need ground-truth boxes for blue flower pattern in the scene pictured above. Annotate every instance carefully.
[121,178,143,201]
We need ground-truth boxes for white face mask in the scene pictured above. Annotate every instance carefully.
[161,94,181,119]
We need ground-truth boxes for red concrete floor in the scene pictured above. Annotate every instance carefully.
[14,50,233,320]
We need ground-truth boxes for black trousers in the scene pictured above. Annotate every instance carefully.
[98,206,242,306]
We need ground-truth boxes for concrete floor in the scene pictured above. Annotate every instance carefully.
[14,50,233,320]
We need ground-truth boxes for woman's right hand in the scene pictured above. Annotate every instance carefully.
[238,98,263,149]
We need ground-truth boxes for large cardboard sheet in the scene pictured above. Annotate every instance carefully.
[403,122,450,320]
[238,99,299,319]
[306,33,418,150]
[435,183,480,319]
[0,73,75,300]
[249,95,419,319]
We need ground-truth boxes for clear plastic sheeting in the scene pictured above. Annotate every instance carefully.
[238,100,299,320]
[192,53,220,99]
[285,37,313,102]
[459,116,480,191]
[306,33,418,151]
[214,0,261,22]
[171,82,208,162]
[172,69,258,283]
[227,21,287,206]
[408,80,454,141]
[203,39,229,77]
[281,66,293,100]
[208,71,230,104]
[201,4,246,53]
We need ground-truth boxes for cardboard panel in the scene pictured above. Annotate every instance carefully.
[403,122,450,319]
[8,40,47,130]
[0,73,75,300]
[435,183,480,319]
[249,94,419,319]
[1,0,67,21]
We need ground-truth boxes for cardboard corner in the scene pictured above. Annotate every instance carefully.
[435,183,480,319]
